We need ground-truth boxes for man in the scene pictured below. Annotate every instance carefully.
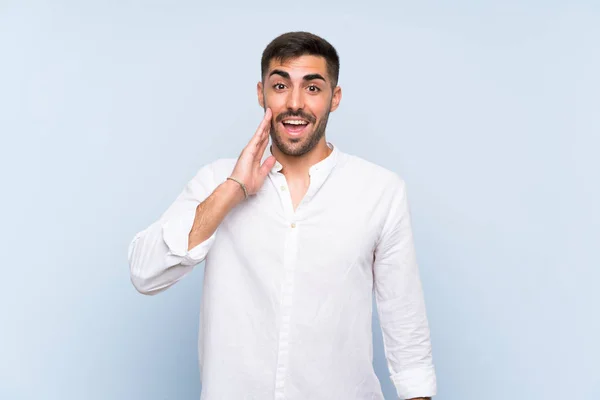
[128,31,436,400]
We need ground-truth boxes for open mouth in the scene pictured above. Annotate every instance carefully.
[281,119,310,136]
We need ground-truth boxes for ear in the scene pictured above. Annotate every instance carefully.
[330,86,342,112]
[257,82,265,108]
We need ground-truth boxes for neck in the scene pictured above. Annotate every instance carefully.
[271,138,332,178]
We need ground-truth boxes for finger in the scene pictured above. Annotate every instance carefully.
[256,130,271,160]
[243,109,272,159]
[252,129,270,158]
[250,108,272,144]
[257,108,272,142]
[247,127,270,159]
[256,121,270,144]
[259,155,277,177]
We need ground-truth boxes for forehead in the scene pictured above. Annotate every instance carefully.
[267,55,328,80]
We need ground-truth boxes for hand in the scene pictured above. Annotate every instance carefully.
[229,108,277,197]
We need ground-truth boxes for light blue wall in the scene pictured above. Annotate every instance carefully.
[1,1,598,399]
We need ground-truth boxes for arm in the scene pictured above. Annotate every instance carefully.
[373,177,437,400]
[128,108,276,295]
[187,178,246,250]
[127,162,234,295]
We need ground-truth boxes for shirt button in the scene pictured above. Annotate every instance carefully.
[280,185,286,191]
[291,222,296,228]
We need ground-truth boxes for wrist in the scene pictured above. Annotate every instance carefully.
[220,179,246,205]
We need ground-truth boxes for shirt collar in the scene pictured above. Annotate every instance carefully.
[267,141,339,176]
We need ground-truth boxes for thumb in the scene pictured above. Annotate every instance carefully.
[259,155,277,177]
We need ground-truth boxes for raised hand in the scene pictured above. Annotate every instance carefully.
[229,108,277,197]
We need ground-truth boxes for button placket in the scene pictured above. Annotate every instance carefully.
[274,216,298,398]
[272,173,299,399]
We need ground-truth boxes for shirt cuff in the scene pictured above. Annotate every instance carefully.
[391,366,437,399]
[162,209,216,265]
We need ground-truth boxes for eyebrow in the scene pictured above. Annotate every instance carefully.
[268,69,327,82]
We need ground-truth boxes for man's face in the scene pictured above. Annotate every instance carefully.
[257,55,341,157]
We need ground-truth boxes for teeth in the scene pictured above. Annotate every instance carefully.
[283,120,308,125]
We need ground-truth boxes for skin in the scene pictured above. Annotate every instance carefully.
[188,54,342,247]
[256,55,342,210]
[256,55,342,176]
[187,110,274,250]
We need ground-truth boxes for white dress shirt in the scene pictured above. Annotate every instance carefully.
[128,142,437,399]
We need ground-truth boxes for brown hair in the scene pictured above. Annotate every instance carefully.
[261,31,340,88]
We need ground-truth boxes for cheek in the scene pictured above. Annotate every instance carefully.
[264,91,286,105]
[310,98,331,118]
[309,91,330,106]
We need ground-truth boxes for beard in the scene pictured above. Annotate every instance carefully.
[269,107,331,157]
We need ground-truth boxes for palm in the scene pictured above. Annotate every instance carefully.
[230,108,277,196]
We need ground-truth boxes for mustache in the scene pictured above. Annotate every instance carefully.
[275,111,316,124]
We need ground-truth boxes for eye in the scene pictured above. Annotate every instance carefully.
[307,85,321,93]
[273,83,286,90]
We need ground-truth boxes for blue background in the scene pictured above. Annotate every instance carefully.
[1,1,598,399]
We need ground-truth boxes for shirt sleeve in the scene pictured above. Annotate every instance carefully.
[373,176,437,399]
[127,162,219,295]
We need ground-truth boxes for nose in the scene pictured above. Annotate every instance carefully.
[285,86,304,111]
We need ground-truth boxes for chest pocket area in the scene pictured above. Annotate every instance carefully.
[297,207,379,283]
